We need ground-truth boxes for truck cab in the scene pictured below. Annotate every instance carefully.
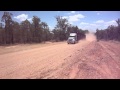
[67,33,77,44]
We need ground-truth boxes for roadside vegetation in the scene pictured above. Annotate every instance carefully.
[95,18,120,41]
[0,12,88,45]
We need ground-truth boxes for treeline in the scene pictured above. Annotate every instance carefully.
[52,16,88,42]
[95,18,120,41]
[0,12,88,45]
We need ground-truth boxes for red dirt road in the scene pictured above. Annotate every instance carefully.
[58,40,120,79]
[0,33,120,79]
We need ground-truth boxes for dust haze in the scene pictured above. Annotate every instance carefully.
[85,33,97,41]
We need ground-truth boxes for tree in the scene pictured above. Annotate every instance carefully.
[1,12,13,44]
[95,18,120,41]
[41,22,48,42]
[20,19,31,43]
[52,29,60,41]
[32,16,42,42]
[54,16,68,41]
[116,18,120,27]
[12,21,21,43]
[66,25,86,40]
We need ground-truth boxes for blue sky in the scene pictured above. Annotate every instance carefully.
[0,11,120,32]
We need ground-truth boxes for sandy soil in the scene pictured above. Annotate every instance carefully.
[0,33,120,79]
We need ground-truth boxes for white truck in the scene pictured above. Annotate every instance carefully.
[67,33,77,44]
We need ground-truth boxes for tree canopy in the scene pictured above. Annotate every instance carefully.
[0,12,89,45]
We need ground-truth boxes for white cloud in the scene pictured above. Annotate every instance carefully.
[62,16,68,19]
[95,20,104,23]
[80,22,89,25]
[95,20,117,26]
[79,24,94,31]
[71,11,75,13]
[67,11,80,15]
[79,20,117,32]
[14,14,28,21]
[62,14,85,24]
[79,23,100,32]
[105,20,117,26]
[69,14,85,22]
[97,13,100,15]
[90,24,97,26]
[14,14,31,22]
[49,25,54,30]
[27,18,32,22]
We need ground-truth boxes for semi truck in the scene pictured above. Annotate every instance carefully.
[67,33,77,44]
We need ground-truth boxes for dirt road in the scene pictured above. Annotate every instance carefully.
[0,33,120,79]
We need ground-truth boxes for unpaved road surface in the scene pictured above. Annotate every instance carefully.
[0,33,120,79]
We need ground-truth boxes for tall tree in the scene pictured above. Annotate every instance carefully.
[116,18,120,27]
[1,12,13,44]
[12,21,20,43]
[41,22,49,42]
[20,19,31,43]
[32,16,41,42]
[54,16,68,41]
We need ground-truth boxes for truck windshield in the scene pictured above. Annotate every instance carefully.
[68,37,75,39]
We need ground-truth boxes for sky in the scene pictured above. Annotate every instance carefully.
[0,11,120,32]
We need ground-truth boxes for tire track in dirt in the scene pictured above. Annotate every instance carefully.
[0,40,90,79]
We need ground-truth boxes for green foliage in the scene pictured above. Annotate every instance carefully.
[1,12,13,44]
[52,16,88,41]
[0,12,89,45]
[95,18,120,41]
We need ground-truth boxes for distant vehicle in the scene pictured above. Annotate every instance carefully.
[67,33,77,44]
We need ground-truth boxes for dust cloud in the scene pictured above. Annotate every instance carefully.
[85,33,97,41]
